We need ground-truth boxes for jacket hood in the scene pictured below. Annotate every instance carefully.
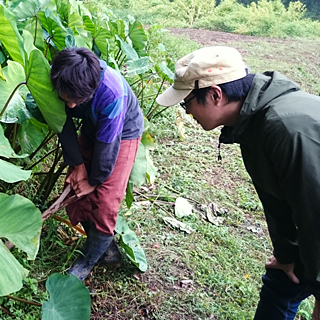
[219,71,301,144]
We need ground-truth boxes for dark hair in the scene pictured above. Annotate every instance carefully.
[50,47,101,102]
[192,73,255,104]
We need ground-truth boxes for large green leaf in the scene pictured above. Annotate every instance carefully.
[25,49,66,132]
[42,274,91,320]
[126,57,150,77]
[0,60,30,124]
[108,19,125,39]
[115,215,148,272]
[23,18,45,52]
[37,8,69,50]
[0,241,28,296]
[0,193,42,258]
[128,21,147,57]
[83,15,112,56]
[17,118,49,155]
[0,4,24,66]
[0,193,41,295]
[94,27,112,56]
[158,61,174,81]
[115,36,138,61]
[0,125,27,158]
[0,159,31,182]
[10,0,43,20]
[129,142,147,187]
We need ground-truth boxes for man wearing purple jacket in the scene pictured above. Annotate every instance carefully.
[50,47,144,281]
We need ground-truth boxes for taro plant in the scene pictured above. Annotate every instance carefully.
[0,0,173,318]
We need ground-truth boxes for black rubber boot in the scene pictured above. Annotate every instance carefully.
[98,239,123,268]
[68,223,114,281]
[81,221,122,268]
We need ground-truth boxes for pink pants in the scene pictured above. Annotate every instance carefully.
[66,137,140,235]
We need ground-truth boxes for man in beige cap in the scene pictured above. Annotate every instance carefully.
[156,46,320,320]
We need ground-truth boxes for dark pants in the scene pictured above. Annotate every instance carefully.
[254,269,311,320]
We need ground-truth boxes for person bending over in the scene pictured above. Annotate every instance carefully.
[50,47,144,281]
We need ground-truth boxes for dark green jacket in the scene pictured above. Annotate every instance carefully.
[220,71,320,299]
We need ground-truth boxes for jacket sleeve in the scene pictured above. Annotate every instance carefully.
[88,96,125,186]
[262,114,320,300]
[89,135,121,186]
[253,183,299,264]
[58,112,83,166]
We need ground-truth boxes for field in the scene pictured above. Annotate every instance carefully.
[3,25,320,320]
[87,29,319,319]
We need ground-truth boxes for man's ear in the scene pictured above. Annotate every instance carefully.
[209,86,223,103]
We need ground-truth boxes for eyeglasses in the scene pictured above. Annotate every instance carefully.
[180,95,196,110]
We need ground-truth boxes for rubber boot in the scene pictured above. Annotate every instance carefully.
[81,221,122,268]
[98,239,123,268]
[68,223,114,281]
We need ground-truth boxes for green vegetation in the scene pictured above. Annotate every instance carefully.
[1,0,320,319]
[88,0,320,38]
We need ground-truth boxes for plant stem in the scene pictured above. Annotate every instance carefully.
[27,130,55,164]
[0,82,27,118]
[51,214,86,235]
[0,305,14,317]
[5,295,42,307]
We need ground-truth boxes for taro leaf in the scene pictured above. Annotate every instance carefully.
[25,92,46,123]
[125,182,134,209]
[129,142,146,187]
[0,5,24,66]
[93,27,112,56]
[0,125,28,158]
[68,12,83,30]
[17,118,49,155]
[42,274,91,320]
[0,193,41,259]
[10,0,44,20]
[0,61,30,124]
[128,120,155,188]
[175,197,193,218]
[74,34,91,49]
[83,15,112,56]
[37,8,69,50]
[0,159,31,182]
[55,0,70,22]
[115,36,138,61]
[158,61,174,81]
[24,18,45,52]
[0,193,41,296]
[163,217,195,234]
[128,21,147,57]
[0,240,29,296]
[115,215,148,272]
[82,15,94,35]
[125,57,150,77]
[108,19,125,39]
[141,130,154,150]
[25,49,66,133]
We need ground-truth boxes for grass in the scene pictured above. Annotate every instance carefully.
[2,18,320,320]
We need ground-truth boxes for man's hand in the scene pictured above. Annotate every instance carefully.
[66,164,88,189]
[265,255,300,284]
[73,179,96,197]
[312,300,320,320]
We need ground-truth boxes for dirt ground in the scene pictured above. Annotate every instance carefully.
[169,27,298,47]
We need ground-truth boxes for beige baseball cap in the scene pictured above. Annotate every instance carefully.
[156,46,247,107]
